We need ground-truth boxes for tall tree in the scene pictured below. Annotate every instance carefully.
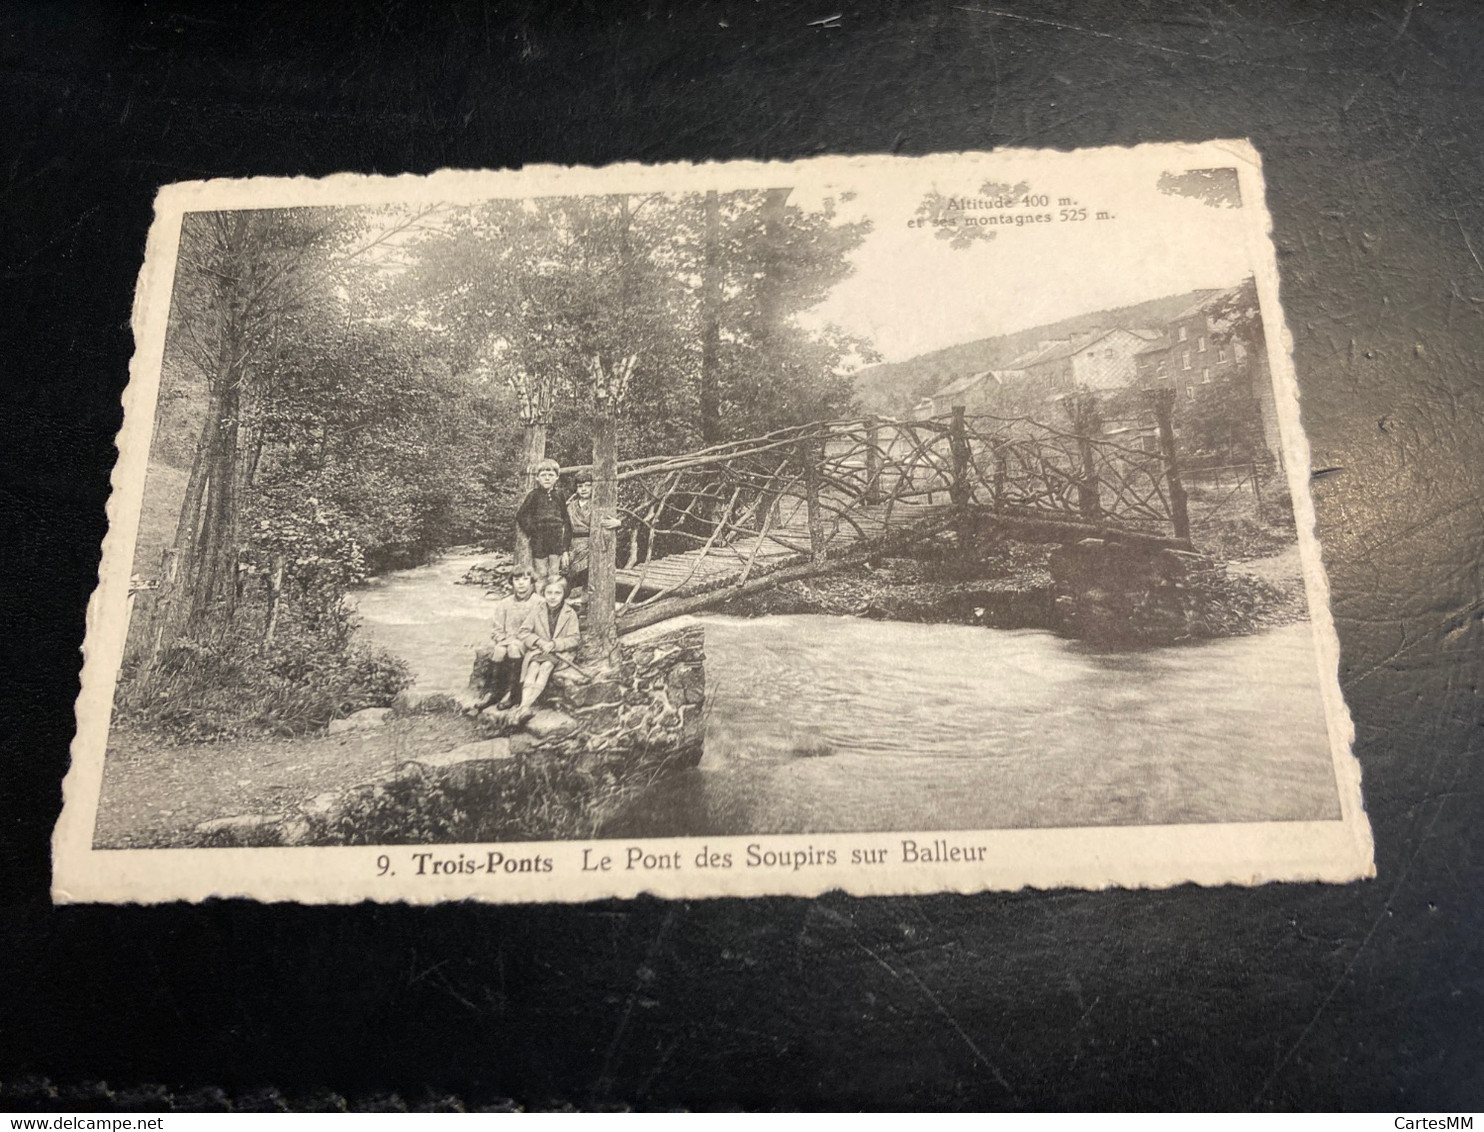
[148,203,474,657]
[152,208,354,654]
[698,190,723,445]
[401,188,875,465]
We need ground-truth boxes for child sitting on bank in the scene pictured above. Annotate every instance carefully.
[471,569,540,712]
[515,575,581,721]
[514,458,572,590]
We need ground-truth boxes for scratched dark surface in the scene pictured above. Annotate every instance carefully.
[3,0,1481,1111]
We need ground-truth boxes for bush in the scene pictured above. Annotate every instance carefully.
[119,599,410,742]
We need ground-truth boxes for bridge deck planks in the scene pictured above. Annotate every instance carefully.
[614,498,951,602]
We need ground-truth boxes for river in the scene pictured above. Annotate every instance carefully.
[352,553,1342,835]
[350,551,496,703]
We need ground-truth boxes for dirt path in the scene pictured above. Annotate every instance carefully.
[94,714,483,848]
[1227,542,1302,585]
[1224,543,1310,628]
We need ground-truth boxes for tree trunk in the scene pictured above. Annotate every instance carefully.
[699,189,723,445]
[188,349,245,632]
[154,211,254,655]
[584,411,620,667]
[141,548,179,671]
[754,187,794,406]
[261,553,286,656]
[759,188,792,340]
[864,415,883,504]
[1149,388,1190,541]
[802,433,827,564]
[950,406,973,557]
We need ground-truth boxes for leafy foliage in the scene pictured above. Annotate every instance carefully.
[126,189,874,740]
[398,190,875,462]
[119,601,410,742]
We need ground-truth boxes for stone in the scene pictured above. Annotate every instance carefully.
[416,738,514,767]
[392,688,461,715]
[1155,549,1193,582]
[664,662,705,705]
[477,705,521,734]
[392,688,427,714]
[328,707,392,734]
[559,676,628,709]
[523,708,578,739]
[547,667,585,693]
[195,813,283,845]
[277,818,313,846]
[619,704,651,733]
[397,738,516,790]
[647,644,682,666]
[652,704,683,733]
[677,704,707,754]
[302,791,341,819]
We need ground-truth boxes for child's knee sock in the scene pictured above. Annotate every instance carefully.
[499,657,522,700]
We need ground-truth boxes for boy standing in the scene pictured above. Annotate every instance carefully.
[515,458,572,589]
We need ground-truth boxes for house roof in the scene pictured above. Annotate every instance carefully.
[930,371,995,400]
[1135,336,1172,356]
[1005,338,1080,368]
[1006,327,1164,369]
[927,369,1027,402]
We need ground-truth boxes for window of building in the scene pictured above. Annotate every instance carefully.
[1217,344,1229,362]
[1181,350,1191,370]
[1202,367,1211,383]
[1178,326,1188,342]
[1198,335,1207,352]
[1185,384,1195,399]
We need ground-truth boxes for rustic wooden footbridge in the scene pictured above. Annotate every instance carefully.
[568,394,1194,651]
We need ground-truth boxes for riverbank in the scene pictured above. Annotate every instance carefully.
[95,708,679,849]
[94,714,483,848]
[94,532,1310,846]
[712,537,1309,640]
[95,621,707,849]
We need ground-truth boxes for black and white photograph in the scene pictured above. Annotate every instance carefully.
[54,145,1372,904]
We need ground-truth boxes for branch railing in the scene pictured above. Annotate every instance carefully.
[564,406,1189,626]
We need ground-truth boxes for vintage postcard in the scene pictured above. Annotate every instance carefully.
[54,142,1374,904]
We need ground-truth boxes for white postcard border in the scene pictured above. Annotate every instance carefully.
[54,141,1375,905]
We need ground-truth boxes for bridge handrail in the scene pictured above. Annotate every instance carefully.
[558,414,954,479]
[570,406,1185,619]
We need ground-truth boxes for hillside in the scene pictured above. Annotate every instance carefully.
[851,289,1222,415]
[130,461,189,579]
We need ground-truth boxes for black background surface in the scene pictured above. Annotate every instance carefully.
[2,0,1481,1111]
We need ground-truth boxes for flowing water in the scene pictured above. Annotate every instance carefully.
[351,554,1342,835]
[606,615,1342,835]
[350,551,497,702]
